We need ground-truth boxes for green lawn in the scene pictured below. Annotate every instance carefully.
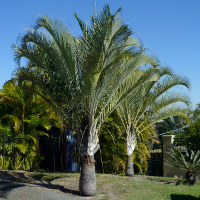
[94,174,200,200]
[0,171,200,200]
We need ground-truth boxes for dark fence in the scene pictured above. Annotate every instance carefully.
[147,141,163,176]
[39,136,63,171]
[0,131,6,167]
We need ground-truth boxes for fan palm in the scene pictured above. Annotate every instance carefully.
[13,5,162,196]
[117,69,190,176]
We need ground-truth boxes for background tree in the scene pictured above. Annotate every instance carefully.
[192,103,200,120]
[175,120,200,152]
[173,103,200,152]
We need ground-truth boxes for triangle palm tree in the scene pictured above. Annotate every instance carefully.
[13,5,164,196]
[117,68,190,176]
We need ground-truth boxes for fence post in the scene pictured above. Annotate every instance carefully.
[53,139,55,173]
[162,135,174,177]
[3,131,6,167]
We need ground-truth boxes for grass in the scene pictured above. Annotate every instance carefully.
[95,174,200,200]
[0,171,200,200]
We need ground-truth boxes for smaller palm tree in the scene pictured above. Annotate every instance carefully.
[117,67,190,176]
[169,148,200,185]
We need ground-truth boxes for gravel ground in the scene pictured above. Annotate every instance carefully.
[0,179,81,200]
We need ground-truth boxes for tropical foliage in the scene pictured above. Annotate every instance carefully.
[95,114,126,174]
[0,80,62,170]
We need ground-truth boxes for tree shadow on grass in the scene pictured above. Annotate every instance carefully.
[171,194,199,200]
[0,171,80,197]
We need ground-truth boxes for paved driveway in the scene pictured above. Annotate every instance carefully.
[0,179,81,200]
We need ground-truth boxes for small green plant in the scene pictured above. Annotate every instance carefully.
[0,155,10,170]
[169,148,200,185]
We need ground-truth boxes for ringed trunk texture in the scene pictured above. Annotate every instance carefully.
[126,155,134,176]
[79,156,96,196]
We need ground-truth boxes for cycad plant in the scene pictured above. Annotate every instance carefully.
[13,5,162,196]
[170,148,200,185]
[117,68,190,176]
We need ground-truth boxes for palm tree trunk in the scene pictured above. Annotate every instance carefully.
[79,117,97,196]
[79,155,96,196]
[126,155,134,176]
[126,126,136,176]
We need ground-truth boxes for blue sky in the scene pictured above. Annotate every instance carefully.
[0,0,200,107]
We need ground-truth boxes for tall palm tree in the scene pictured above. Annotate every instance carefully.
[117,69,190,176]
[13,5,161,196]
